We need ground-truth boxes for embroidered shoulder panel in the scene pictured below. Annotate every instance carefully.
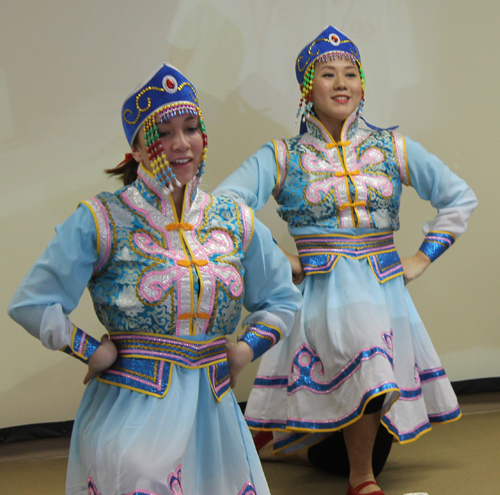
[80,194,118,275]
[272,139,288,199]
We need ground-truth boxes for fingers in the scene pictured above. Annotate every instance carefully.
[293,271,305,284]
[83,369,93,385]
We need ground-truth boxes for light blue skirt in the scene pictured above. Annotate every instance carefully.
[66,363,267,495]
[245,255,460,453]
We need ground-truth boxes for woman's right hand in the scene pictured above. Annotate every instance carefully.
[287,252,306,284]
[277,244,305,285]
[401,250,431,285]
[226,339,254,389]
[83,334,118,385]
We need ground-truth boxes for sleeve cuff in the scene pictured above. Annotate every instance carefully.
[238,323,282,361]
[60,326,101,363]
[419,231,455,262]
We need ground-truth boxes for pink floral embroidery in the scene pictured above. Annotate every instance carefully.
[299,137,393,228]
[238,482,257,495]
[190,229,243,298]
[168,463,183,495]
[381,329,394,350]
[88,477,100,495]
[133,232,188,305]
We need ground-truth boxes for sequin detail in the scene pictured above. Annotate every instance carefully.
[239,323,283,361]
[419,231,455,262]
[207,360,231,401]
[246,383,398,432]
[97,334,229,400]
[61,326,101,363]
[121,64,200,145]
[85,173,253,337]
[253,375,288,388]
[80,197,114,274]
[382,403,461,442]
[419,366,447,383]
[295,232,403,282]
[111,333,226,366]
[288,343,394,395]
[271,116,407,231]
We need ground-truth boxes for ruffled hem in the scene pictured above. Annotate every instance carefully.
[244,256,460,451]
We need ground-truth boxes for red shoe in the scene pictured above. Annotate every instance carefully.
[347,481,385,495]
[253,431,273,453]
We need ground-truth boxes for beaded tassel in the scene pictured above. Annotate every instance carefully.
[296,65,315,124]
[195,111,208,185]
[296,51,367,124]
[358,65,366,116]
[158,105,199,125]
[144,115,178,191]
[144,104,208,190]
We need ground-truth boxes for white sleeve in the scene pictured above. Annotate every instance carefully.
[238,218,302,360]
[8,205,102,361]
[213,142,278,211]
[405,136,478,261]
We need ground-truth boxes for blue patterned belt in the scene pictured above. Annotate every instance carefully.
[294,232,403,283]
[97,333,230,400]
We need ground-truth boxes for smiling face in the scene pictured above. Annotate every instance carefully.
[311,58,363,139]
[132,114,204,189]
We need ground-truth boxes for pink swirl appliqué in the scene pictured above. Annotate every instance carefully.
[189,229,243,298]
[238,482,257,495]
[168,463,183,495]
[300,139,394,229]
[132,231,187,305]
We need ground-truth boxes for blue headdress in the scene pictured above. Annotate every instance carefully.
[121,63,207,190]
[295,25,366,130]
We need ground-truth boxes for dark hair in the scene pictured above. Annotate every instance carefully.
[105,157,139,186]
[105,135,140,186]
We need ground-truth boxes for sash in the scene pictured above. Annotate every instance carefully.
[295,232,403,283]
[97,333,230,401]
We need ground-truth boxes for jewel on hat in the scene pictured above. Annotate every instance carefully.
[121,63,208,190]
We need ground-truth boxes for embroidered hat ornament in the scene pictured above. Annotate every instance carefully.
[295,25,366,127]
[121,63,208,191]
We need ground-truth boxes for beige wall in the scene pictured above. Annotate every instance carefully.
[1,0,498,428]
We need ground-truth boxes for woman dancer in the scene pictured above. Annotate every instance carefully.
[8,64,302,495]
[214,25,477,495]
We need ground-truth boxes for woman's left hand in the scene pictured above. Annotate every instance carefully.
[401,251,431,285]
[83,334,118,385]
[226,339,254,389]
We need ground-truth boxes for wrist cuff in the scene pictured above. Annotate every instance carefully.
[61,326,101,363]
[419,231,455,262]
[238,323,282,361]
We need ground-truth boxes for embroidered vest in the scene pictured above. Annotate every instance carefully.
[82,173,254,337]
[80,169,254,398]
[272,113,410,230]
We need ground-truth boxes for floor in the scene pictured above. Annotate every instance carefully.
[0,392,498,495]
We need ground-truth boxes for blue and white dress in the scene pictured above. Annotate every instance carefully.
[8,165,302,495]
[214,112,477,453]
